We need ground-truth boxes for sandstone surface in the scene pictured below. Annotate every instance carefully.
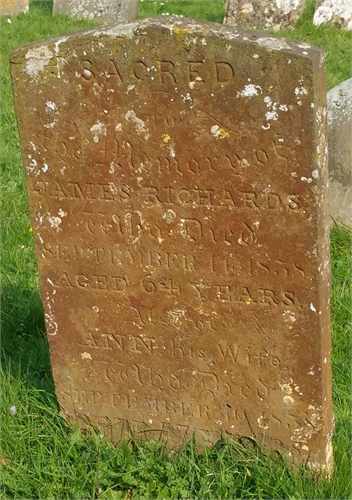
[11,18,333,471]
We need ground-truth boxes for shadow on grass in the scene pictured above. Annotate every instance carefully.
[29,0,53,13]
[1,283,55,396]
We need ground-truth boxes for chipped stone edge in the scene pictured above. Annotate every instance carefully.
[310,50,335,476]
[10,15,324,66]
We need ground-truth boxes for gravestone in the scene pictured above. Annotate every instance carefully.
[0,0,28,16]
[314,0,352,29]
[327,78,352,226]
[224,0,305,30]
[10,17,333,471]
[52,0,138,23]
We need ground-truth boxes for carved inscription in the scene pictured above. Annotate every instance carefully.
[50,270,302,306]
[55,272,128,291]
[33,179,303,211]
[11,17,333,468]
[79,329,287,371]
[41,243,309,283]
[77,57,249,88]
[62,386,259,423]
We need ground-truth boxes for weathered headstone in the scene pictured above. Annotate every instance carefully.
[11,18,333,471]
[0,0,28,16]
[224,0,305,31]
[327,78,352,226]
[314,0,352,30]
[52,0,138,23]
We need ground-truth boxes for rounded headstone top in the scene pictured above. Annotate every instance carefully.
[10,16,325,64]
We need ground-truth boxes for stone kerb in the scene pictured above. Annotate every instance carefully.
[52,0,138,23]
[314,0,352,29]
[224,0,306,30]
[327,77,352,226]
[10,17,333,472]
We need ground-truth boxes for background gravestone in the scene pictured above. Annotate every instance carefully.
[327,78,352,226]
[11,17,333,471]
[224,0,305,30]
[0,0,28,16]
[52,0,138,23]
[314,0,352,29]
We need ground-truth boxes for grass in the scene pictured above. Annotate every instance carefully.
[1,0,351,498]
[137,0,224,24]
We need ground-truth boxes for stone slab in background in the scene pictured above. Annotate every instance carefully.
[327,78,352,227]
[224,0,305,30]
[11,17,333,471]
[52,0,138,23]
[0,0,28,16]
[314,0,352,30]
